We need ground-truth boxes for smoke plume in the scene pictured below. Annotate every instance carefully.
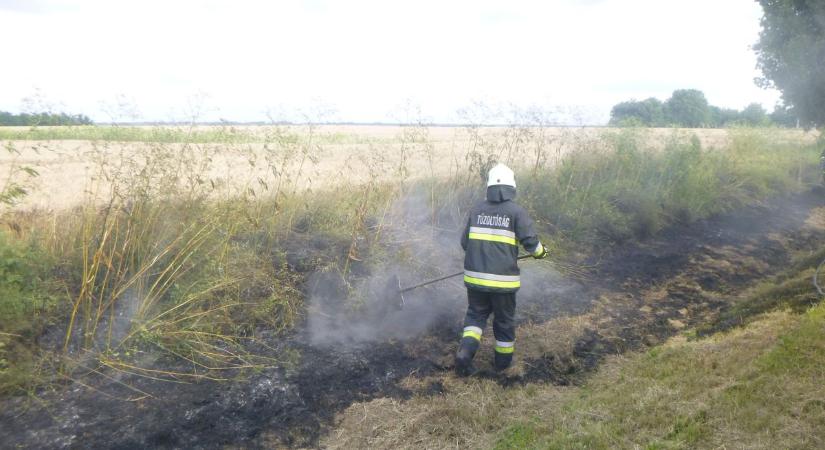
[305,184,578,348]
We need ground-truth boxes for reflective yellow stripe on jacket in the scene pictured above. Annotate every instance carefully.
[463,270,520,289]
[468,226,517,246]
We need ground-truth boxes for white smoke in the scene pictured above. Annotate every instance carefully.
[305,184,578,348]
[306,186,468,347]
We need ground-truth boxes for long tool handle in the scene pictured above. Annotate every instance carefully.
[399,254,532,293]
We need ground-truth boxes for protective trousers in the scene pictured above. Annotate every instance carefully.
[458,289,516,371]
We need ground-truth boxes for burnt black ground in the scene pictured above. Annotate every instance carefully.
[2,190,825,449]
[537,190,825,380]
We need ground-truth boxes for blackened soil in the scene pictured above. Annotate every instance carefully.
[519,190,825,384]
[2,191,825,449]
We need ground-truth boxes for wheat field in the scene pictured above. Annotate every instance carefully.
[0,125,817,210]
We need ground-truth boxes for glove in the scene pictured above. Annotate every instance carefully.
[532,242,548,259]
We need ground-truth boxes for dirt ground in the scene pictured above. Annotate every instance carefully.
[2,187,824,449]
[1,126,815,210]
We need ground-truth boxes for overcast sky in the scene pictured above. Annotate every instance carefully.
[0,0,779,124]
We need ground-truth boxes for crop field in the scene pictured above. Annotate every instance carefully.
[1,125,813,210]
[1,124,824,448]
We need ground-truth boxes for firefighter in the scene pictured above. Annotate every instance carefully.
[455,163,547,376]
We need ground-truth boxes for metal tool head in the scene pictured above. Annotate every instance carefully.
[386,273,405,311]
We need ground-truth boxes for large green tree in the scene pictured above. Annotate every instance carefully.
[608,89,797,128]
[609,97,664,126]
[740,103,769,126]
[664,89,710,127]
[754,0,825,128]
[708,105,741,127]
[770,103,798,127]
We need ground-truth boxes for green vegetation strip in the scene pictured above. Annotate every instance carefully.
[0,125,371,144]
[519,128,819,244]
[495,302,825,450]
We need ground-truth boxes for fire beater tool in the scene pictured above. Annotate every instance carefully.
[387,254,532,311]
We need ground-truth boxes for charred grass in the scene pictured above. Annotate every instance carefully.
[0,125,823,447]
[0,124,403,395]
[326,216,825,450]
[696,222,825,336]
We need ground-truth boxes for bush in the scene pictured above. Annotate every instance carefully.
[0,231,59,394]
[0,231,56,334]
[519,128,818,246]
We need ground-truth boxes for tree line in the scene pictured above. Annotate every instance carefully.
[609,89,797,128]
[754,0,824,130]
[0,111,93,126]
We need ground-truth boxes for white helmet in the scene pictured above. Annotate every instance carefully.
[487,163,516,188]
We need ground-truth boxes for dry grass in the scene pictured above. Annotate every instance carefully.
[324,306,825,450]
[322,315,593,449]
[325,376,572,450]
[1,126,817,211]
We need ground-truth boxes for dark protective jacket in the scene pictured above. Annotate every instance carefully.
[460,185,540,293]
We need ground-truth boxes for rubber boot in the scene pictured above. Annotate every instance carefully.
[494,352,513,372]
[455,337,480,377]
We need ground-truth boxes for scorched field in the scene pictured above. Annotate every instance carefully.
[1,124,824,449]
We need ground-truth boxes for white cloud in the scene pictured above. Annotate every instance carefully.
[0,0,780,123]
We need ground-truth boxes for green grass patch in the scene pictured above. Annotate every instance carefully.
[494,421,543,450]
[495,301,825,449]
[0,231,60,335]
[0,230,62,394]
